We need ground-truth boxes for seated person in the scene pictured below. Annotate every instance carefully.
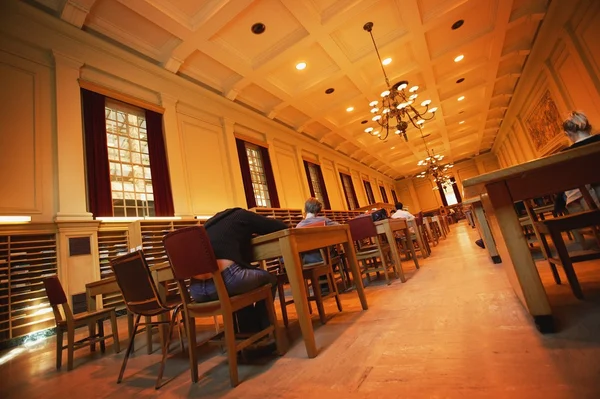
[557,111,600,214]
[189,208,287,335]
[391,202,415,221]
[296,197,338,264]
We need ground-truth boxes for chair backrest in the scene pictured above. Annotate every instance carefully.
[347,216,378,242]
[163,226,219,280]
[109,250,167,316]
[43,276,71,324]
[415,212,424,227]
[163,226,229,307]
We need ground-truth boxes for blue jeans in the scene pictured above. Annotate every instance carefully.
[189,264,277,333]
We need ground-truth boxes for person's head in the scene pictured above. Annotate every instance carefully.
[563,111,592,143]
[304,197,323,215]
[395,202,404,211]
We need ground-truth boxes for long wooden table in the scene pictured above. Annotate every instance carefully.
[251,224,367,358]
[463,141,600,333]
[463,195,502,264]
[86,224,367,359]
[374,218,420,282]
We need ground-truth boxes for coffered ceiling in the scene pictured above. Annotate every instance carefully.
[31,0,549,179]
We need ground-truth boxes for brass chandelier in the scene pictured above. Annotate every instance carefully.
[415,133,455,190]
[363,22,437,141]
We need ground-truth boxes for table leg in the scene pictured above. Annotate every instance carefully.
[279,237,318,358]
[342,230,368,310]
[473,199,501,264]
[486,181,553,333]
[404,227,420,269]
[382,225,406,282]
[410,220,428,258]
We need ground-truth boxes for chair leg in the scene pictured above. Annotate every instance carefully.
[329,269,342,312]
[223,312,239,387]
[311,273,327,324]
[264,291,285,355]
[67,327,75,371]
[118,314,141,384]
[98,319,106,353]
[110,310,120,353]
[176,307,185,353]
[56,328,63,370]
[305,280,313,314]
[277,282,289,327]
[88,322,96,352]
[183,313,199,383]
[156,308,180,390]
[549,230,584,299]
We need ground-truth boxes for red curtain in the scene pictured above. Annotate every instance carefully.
[451,177,462,203]
[81,89,113,217]
[145,110,174,216]
[437,181,449,206]
[259,146,280,208]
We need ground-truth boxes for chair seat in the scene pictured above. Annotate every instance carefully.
[356,244,390,259]
[535,210,600,233]
[56,307,116,328]
[187,284,272,315]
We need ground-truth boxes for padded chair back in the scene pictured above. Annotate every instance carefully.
[163,226,219,280]
[347,216,378,242]
[110,250,166,316]
[43,276,68,306]
[415,212,424,227]
[43,276,70,324]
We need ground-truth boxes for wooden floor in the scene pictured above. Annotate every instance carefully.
[2,221,600,399]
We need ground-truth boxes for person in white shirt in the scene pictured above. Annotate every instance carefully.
[391,202,415,221]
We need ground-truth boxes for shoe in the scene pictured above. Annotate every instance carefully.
[238,341,278,363]
[475,239,485,249]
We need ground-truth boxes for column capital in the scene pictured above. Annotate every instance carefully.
[221,118,236,131]
[160,93,179,108]
[52,49,84,70]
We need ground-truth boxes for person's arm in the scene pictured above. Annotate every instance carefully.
[325,217,339,226]
[244,210,288,234]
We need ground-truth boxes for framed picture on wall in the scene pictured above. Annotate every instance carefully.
[524,89,568,156]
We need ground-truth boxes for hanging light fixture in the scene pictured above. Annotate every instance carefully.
[415,133,455,190]
[363,22,437,141]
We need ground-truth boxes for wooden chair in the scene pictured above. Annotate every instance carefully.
[347,216,398,285]
[274,220,342,326]
[414,213,432,256]
[109,250,184,389]
[43,276,119,371]
[531,206,600,299]
[163,226,283,387]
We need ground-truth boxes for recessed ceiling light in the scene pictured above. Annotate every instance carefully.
[451,20,464,30]
[295,62,306,70]
[454,54,464,62]
[391,146,395,150]
[459,121,465,124]
[251,23,266,35]
[346,106,354,112]
[456,78,465,84]
[360,120,368,124]
[382,57,392,65]
[325,88,335,94]
[458,96,465,101]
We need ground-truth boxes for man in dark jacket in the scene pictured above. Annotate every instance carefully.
[190,208,287,334]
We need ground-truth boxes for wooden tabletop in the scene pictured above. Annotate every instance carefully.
[463,141,600,199]
[251,224,349,244]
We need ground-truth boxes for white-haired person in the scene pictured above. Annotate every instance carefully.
[296,197,338,264]
[553,111,600,247]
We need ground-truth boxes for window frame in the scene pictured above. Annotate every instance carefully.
[391,189,399,204]
[363,180,375,205]
[235,138,280,209]
[379,186,389,203]
[339,172,359,210]
[303,160,331,209]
